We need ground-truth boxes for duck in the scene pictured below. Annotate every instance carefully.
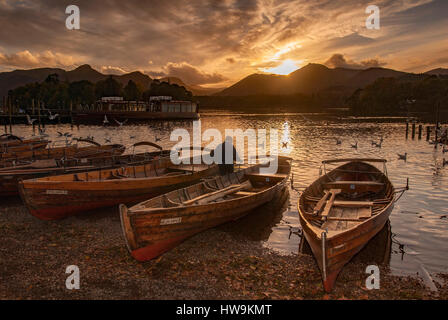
[397,153,407,161]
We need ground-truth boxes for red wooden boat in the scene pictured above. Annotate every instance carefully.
[19,157,219,220]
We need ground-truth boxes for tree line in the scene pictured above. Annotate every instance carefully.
[346,75,448,116]
[7,74,193,110]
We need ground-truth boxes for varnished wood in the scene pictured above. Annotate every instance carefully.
[298,159,396,292]
[0,149,170,196]
[0,143,125,163]
[19,157,219,220]
[120,157,292,261]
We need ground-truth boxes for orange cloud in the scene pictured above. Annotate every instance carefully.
[0,50,79,69]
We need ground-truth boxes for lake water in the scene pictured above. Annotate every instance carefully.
[7,110,448,277]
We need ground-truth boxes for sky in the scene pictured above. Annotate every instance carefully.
[0,0,447,88]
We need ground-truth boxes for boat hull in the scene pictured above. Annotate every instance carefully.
[1,141,48,153]
[0,144,124,162]
[299,204,393,292]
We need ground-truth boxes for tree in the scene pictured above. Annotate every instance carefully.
[142,81,193,101]
[123,80,141,101]
[95,76,123,98]
[69,80,95,104]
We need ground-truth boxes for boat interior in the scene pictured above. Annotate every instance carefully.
[299,160,394,232]
[131,161,291,211]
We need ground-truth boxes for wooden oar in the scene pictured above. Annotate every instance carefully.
[313,190,330,215]
[321,189,342,220]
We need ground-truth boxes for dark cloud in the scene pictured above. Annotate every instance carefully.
[324,53,386,69]
[324,33,374,50]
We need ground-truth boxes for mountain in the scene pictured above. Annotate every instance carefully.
[65,64,106,83]
[216,63,411,96]
[0,65,158,97]
[347,67,406,88]
[115,71,152,90]
[159,76,223,96]
[0,67,66,97]
[425,68,448,75]
[0,64,222,98]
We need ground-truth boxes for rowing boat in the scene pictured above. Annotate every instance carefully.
[297,158,406,292]
[1,141,49,154]
[0,142,125,163]
[19,157,219,220]
[0,142,171,196]
[119,156,291,261]
[0,135,49,153]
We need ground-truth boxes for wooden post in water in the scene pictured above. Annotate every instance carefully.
[411,122,416,139]
[8,96,12,134]
[435,100,440,149]
[37,100,42,131]
[418,124,422,139]
[405,121,409,138]
[70,100,74,129]
[31,99,36,135]
[426,126,431,141]
[2,96,6,133]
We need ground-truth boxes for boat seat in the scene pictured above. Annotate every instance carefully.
[324,181,384,193]
[332,200,374,207]
[234,191,256,196]
[168,165,204,173]
[245,172,288,183]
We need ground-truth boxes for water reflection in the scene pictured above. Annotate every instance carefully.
[218,187,290,241]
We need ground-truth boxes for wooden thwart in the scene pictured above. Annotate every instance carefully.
[324,181,384,187]
[332,200,374,207]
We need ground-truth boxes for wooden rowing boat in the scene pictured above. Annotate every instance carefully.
[297,158,406,292]
[0,136,49,153]
[0,143,171,196]
[19,157,219,220]
[119,156,292,261]
[1,141,49,154]
[0,134,29,145]
[0,142,125,163]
